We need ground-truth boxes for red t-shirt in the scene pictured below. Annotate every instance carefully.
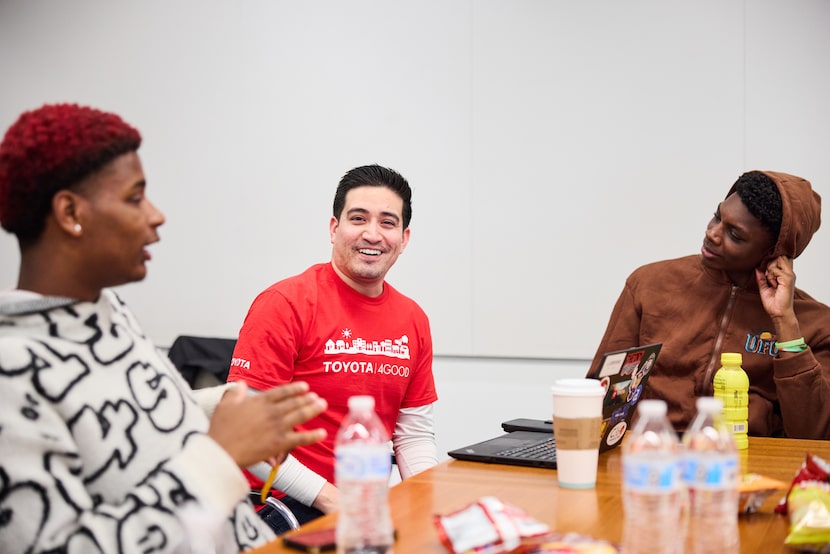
[229,263,437,486]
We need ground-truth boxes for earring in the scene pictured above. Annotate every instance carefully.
[74,223,82,234]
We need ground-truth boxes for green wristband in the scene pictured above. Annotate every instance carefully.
[775,337,807,352]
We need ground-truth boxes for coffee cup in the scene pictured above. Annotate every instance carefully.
[551,378,605,489]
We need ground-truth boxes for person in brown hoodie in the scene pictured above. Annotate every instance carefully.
[590,170,830,439]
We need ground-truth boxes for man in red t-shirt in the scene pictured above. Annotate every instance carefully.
[228,164,438,532]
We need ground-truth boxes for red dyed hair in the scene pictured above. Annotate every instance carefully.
[0,103,141,241]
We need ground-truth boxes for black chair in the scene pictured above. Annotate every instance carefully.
[167,335,236,389]
[166,335,301,534]
[249,492,301,532]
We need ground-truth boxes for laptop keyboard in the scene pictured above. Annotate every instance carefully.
[495,436,557,461]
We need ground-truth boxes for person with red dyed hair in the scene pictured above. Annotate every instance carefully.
[0,103,327,553]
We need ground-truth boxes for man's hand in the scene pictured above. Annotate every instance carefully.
[208,381,327,468]
[756,255,802,340]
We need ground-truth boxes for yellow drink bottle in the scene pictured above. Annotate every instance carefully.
[712,352,749,450]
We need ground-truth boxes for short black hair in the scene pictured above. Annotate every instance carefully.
[732,171,782,240]
[333,164,412,228]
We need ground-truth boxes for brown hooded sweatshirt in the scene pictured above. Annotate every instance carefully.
[590,171,830,438]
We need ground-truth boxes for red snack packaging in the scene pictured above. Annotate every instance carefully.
[776,453,830,515]
[435,496,550,554]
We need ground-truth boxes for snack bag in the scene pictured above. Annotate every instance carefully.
[784,480,830,552]
[435,496,550,553]
[776,453,830,515]
[738,473,788,514]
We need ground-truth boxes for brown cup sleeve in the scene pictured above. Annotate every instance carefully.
[553,416,602,450]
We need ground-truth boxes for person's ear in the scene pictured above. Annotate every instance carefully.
[52,190,85,237]
[329,216,339,244]
[400,226,411,252]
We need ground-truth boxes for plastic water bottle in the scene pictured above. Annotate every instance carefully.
[335,396,394,554]
[682,396,740,553]
[621,399,683,554]
[712,352,749,450]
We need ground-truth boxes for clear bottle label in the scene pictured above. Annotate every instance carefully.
[682,454,738,488]
[623,456,680,493]
[335,444,392,481]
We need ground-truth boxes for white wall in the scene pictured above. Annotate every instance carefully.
[1,1,829,449]
[3,0,829,360]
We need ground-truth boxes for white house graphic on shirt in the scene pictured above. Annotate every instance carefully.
[324,329,410,360]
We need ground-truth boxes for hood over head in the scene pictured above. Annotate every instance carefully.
[727,170,821,259]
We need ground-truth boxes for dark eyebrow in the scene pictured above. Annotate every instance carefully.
[346,207,401,224]
[380,210,401,223]
[717,203,751,236]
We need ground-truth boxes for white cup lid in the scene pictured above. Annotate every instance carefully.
[551,378,605,397]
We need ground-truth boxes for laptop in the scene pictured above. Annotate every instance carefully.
[446,343,662,469]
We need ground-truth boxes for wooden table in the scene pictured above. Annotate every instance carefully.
[252,436,830,553]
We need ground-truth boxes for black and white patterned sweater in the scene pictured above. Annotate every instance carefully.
[0,289,275,553]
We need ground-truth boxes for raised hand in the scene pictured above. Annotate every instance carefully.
[756,255,801,341]
[208,381,327,468]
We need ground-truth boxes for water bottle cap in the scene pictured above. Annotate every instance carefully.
[695,396,723,413]
[721,352,743,366]
[348,395,375,412]
[636,399,667,417]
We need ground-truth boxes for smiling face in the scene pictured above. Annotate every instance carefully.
[329,185,410,297]
[72,151,165,289]
[700,192,775,284]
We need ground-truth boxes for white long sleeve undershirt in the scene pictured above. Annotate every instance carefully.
[246,403,437,505]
